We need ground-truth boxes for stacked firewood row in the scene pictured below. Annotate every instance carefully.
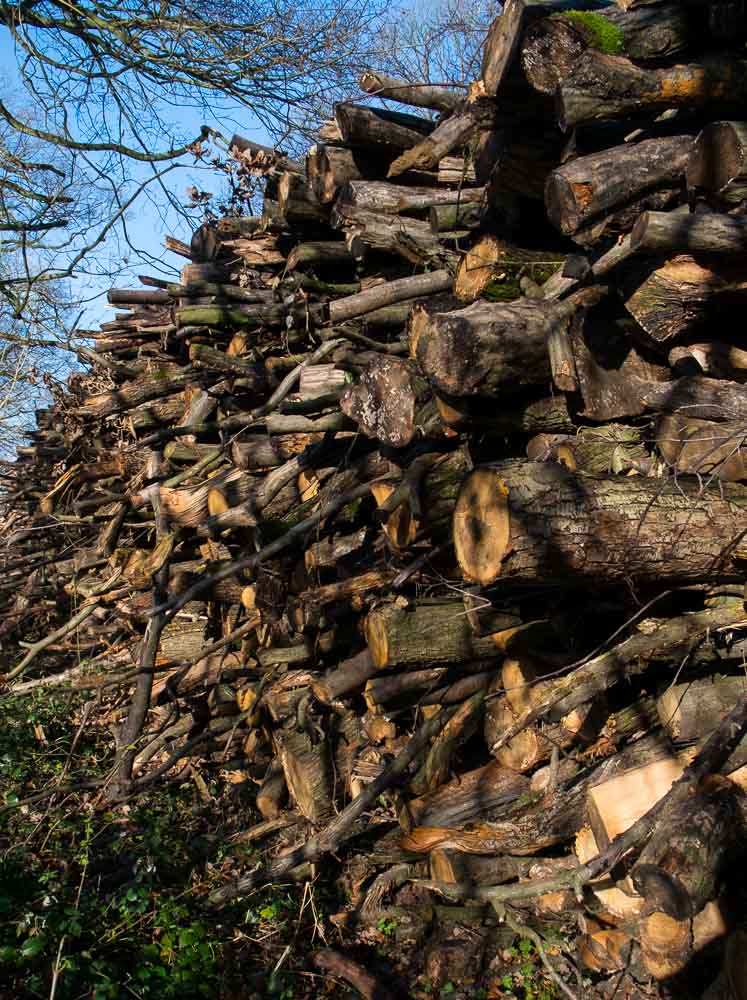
[3,0,747,994]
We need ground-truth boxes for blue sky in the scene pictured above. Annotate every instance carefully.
[0,28,273,328]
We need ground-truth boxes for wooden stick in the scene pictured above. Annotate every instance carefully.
[209,704,458,903]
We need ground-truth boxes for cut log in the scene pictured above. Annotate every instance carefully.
[334,103,434,152]
[340,357,427,448]
[78,370,203,419]
[256,759,287,820]
[429,850,538,886]
[669,342,747,382]
[364,599,526,670]
[359,70,462,114]
[404,761,529,829]
[569,310,671,422]
[312,649,378,704]
[527,423,650,476]
[557,50,747,131]
[686,121,747,206]
[329,269,452,324]
[480,0,612,97]
[387,109,481,179]
[274,724,333,825]
[306,144,364,204]
[632,209,747,255]
[285,241,354,271]
[453,235,564,303]
[331,202,446,264]
[658,675,747,770]
[337,179,485,216]
[453,460,747,587]
[622,254,747,344]
[632,781,746,978]
[521,5,697,97]
[587,755,685,850]
[413,286,605,397]
[545,136,691,238]
[277,171,328,226]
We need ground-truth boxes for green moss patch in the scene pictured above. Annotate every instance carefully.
[563,10,624,54]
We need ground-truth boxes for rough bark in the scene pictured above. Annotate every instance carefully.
[545,136,692,238]
[631,210,747,255]
[557,51,747,131]
[413,286,605,397]
[622,254,747,343]
[521,5,698,96]
[453,460,747,587]
[334,103,434,152]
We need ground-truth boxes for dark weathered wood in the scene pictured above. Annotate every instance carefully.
[669,341,747,382]
[557,51,747,131]
[364,599,521,670]
[336,180,485,216]
[659,675,747,767]
[359,70,462,114]
[429,201,483,232]
[632,783,746,979]
[405,761,529,829]
[481,0,611,97]
[687,121,747,206]
[331,201,447,264]
[285,241,354,270]
[545,136,691,237]
[484,119,565,200]
[387,110,479,179]
[521,5,697,96]
[453,461,747,588]
[340,357,427,448]
[77,369,204,419]
[334,103,434,152]
[413,286,605,397]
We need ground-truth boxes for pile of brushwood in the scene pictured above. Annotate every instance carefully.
[4,1,747,996]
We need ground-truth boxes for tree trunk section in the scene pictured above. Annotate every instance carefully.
[545,136,691,237]
[453,460,747,587]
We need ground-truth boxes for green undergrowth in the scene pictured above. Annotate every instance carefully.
[0,691,335,1000]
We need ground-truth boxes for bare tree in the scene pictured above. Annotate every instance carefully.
[0,0,391,450]
[371,0,501,99]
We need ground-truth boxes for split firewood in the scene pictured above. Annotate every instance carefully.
[687,121,747,206]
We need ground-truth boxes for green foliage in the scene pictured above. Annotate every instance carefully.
[563,11,624,54]
[498,938,559,1000]
[0,692,317,999]
[377,916,399,937]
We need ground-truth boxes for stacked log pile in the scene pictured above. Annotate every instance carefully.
[3,0,747,994]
